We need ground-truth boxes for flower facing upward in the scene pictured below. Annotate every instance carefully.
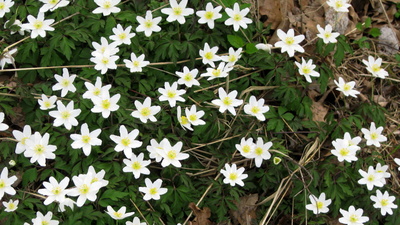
[338,206,369,225]
[224,3,252,31]
[358,166,384,191]
[158,82,186,107]
[49,100,81,130]
[327,0,351,13]
[38,176,70,205]
[0,167,17,200]
[109,24,136,46]
[21,12,54,38]
[295,58,320,83]
[91,37,119,57]
[106,206,135,220]
[185,105,205,126]
[200,62,233,80]
[334,77,360,98]
[343,132,362,147]
[139,178,168,201]
[362,56,389,79]
[221,47,242,66]
[24,132,57,166]
[52,68,77,97]
[361,122,387,147]
[370,190,398,216]
[306,193,332,214]
[176,66,200,87]
[38,94,57,110]
[330,138,359,163]
[159,140,189,167]
[220,163,248,186]
[110,125,142,158]
[2,199,18,212]
[236,137,255,158]
[124,53,150,72]
[177,106,192,131]
[90,51,119,74]
[70,123,102,156]
[196,2,222,29]
[131,97,161,123]
[249,137,272,167]
[374,163,391,185]
[91,92,120,118]
[316,24,340,44]
[211,87,243,116]
[92,0,121,16]
[161,0,194,24]
[0,0,14,18]
[83,166,109,188]
[31,211,59,225]
[146,138,168,163]
[243,96,270,121]
[82,77,112,100]
[136,10,162,37]
[199,43,221,67]
[39,0,70,12]
[12,125,32,154]
[274,29,305,57]
[122,153,151,179]
[68,172,103,207]
[0,112,9,131]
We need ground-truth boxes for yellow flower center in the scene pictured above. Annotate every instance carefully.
[380,199,389,206]
[343,83,351,91]
[371,64,381,73]
[189,114,197,121]
[367,174,375,182]
[167,150,176,159]
[61,78,70,87]
[8,202,16,210]
[173,7,183,16]
[370,132,378,140]
[0,180,5,188]
[140,107,151,116]
[79,184,90,194]
[50,0,58,4]
[316,201,324,209]
[91,177,99,184]
[228,55,237,63]
[251,106,260,114]
[183,73,193,81]
[212,69,221,77]
[144,20,153,28]
[34,145,45,154]
[44,101,52,108]
[101,57,109,65]
[349,214,358,223]
[233,14,242,22]
[149,187,158,195]
[93,88,101,96]
[113,211,123,218]
[285,37,295,45]
[222,97,232,106]
[255,147,263,155]
[204,52,213,60]
[204,11,214,20]
[229,173,238,180]
[52,187,62,195]
[103,1,111,9]
[335,1,344,8]
[180,116,189,125]
[302,66,311,74]
[82,135,91,144]
[242,145,251,153]
[101,99,111,109]
[121,138,131,147]
[167,90,176,98]
[21,137,28,145]
[133,61,140,67]
[42,221,49,225]
[339,148,349,156]
[61,111,71,119]
[118,33,127,40]
[324,32,332,39]
[33,21,43,29]
[0,3,5,10]
[132,161,142,170]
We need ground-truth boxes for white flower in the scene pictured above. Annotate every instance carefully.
[82,77,112,100]
[330,138,359,163]
[362,56,389,79]
[38,94,57,110]
[177,106,192,131]
[0,112,9,131]
[31,211,59,225]
[161,0,194,24]
[370,190,398,216]
[255,43,273,53]
[221,47,242,66]
[274,29,305,57]
[39,0,69,12]
[160,140,189,167]
[236,137,255,158]
[110,24,135,46]
[70,123,102,156]
[49,100,81,130]
[199,43,221,67]
[67,172,102,207]
[306,192,332,214]
[93,0,121,16]
[90,51,119,74]
[196,2,222,29]
[12,124,32,154]
[358,166,384,190]
[131,97,160,123]
[211,87,243,115]
[136,10,161,37]
[124,53,150,72]
[361,122,387,147]
[91,37,119,57]
[220,163,248,186]
[0,167,17,200]
[339,206,369,225]
[24,132,57,166]
[2,199,18,212]
[374,163,390,185]
[395,158,400,171]
[122,153,151,179]
[84,166,109,188]
[106,206,135,220]
[126,217,146,225]
[0,48,17,69]
[110,125,142,158]
[146,139,168,163]
[326,0,351,13]
[38,176,70,205]
[139,178,168,201]
[249,137,272,167]
[343,132,361,147]
[200,62,233,80]
[57,198,75,212]
[316,24,340,44]
[176,66,200,87]
[334,77,360,98]
[243,96,269,121]
[158,82,186,107]
[224,3,252,31]
[295,58,320,83]
[21,12,54,38]
[52,68,77,97]
[0,0,14,18]
[185,105,205,126]
[91,92,120,118]
[4,20,26,35]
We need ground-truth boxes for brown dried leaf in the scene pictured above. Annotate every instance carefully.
[311,101,328,122]
[188,202,215,225]
[373,95,388,107]
[230,194,258,225]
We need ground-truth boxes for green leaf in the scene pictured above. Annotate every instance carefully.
[368,28,381,37]
[245,43,257,54]
[227,35,244,48]
[100,189,129,201]
[60,37,75,60]
[22,168,37,186]
[364,17,371,28]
